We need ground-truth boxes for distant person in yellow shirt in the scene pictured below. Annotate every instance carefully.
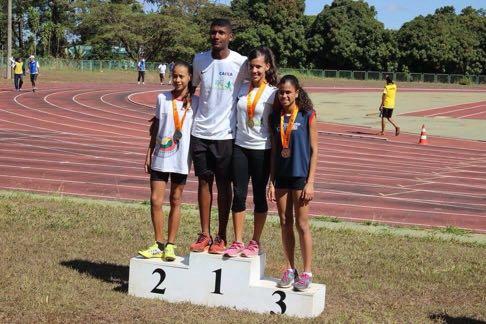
[379,75,400,136]
[9,57,25,91]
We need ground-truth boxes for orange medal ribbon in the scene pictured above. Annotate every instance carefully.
[280,104,298,150]
[172,97,190,131]
[246,81,267,127]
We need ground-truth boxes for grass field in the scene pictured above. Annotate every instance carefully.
[1,191,485,323]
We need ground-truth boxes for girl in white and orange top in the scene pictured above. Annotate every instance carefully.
[139,61,198,261]
[223,46,278,258]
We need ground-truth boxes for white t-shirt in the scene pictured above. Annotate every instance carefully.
[158,64,167,74]
[151,91,199,175]
[191,50,248,140]
[235,83,276,150]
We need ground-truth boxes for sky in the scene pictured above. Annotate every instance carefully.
[210,0,485,30]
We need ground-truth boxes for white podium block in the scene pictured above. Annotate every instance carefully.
[128,252,325,318]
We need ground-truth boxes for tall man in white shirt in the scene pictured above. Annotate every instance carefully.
[189,19,248,254]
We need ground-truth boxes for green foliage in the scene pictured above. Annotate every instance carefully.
[397,6,486,74]
[231,0,308,67]
[1,0,484,74]
[307,0,396,71]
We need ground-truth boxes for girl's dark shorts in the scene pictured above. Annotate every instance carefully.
[150,169,187,185]
[274,177,307,190]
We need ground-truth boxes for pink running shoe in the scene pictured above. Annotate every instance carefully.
[240,240,260,257]
[223,241,245,257]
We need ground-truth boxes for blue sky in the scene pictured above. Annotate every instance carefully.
[211,0,484,30]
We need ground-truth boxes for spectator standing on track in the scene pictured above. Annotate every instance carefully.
[379,75,400,136]
[189,18,248,254]
[157,62,167,85]
[139,61,199,261]
[137,58,146,85]
[267,75,318,291]
[9,57,25,91]
[168,61,175,80]
[223,46,278,258]
[28,55,40,92]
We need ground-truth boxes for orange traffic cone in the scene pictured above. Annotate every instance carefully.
[418,124,428,145]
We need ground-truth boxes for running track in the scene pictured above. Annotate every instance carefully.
[0,84,485,233]
[400,100,486,119]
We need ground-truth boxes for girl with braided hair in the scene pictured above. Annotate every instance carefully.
[267,75,318,291]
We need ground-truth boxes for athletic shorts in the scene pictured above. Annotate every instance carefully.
[150,169,187,185]
[190,135,233,180]
[30,74,38,82]
[274,177,307,190]
[381,108,394,118]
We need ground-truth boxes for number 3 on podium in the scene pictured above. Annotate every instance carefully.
[270,291,286,314]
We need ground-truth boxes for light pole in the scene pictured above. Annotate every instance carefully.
[7,0,12,79]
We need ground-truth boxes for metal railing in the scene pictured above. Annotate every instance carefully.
[2,57,485,84]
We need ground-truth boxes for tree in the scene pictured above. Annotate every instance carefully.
[230,0,308,68]
[307,0,396,71]
[397,6,485,74]
[77,1,205,61]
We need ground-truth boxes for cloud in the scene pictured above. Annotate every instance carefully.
[383,3,408,13]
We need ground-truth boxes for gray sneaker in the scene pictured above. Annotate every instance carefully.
[277,269,297,288]
[293,272,312,291]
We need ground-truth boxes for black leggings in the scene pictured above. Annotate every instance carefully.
[137,71,145,82]
[231,145,270,213]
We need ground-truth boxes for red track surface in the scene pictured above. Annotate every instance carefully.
[1,84,485,233]
[400,100,486,120]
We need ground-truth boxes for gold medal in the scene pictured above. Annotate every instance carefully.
[247,118,254,128]
[281,148,291,158]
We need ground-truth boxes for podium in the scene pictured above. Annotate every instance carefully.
[128,252,325,318]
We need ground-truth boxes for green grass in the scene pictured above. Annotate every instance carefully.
[1,191,485,322]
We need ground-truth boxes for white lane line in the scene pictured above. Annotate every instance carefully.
[127,90,161,108]
[3,184,484,232]
[457,108,486,119]
[72,90,149,123]
[43,90,147,133]
[1,171,484,216]
[99,90,153,114]
[425,104,485,117]
[10,92,147,140]
[398,100,486,115]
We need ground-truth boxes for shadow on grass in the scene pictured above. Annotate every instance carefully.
[429,313,485,324]
[60,259,128,293]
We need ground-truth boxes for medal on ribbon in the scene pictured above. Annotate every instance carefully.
[280,105,298,158]
[246,81,267,128]
[172,96,190,143]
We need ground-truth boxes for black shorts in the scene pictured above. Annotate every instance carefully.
[30,74,38,82]
[274,177,307,190]
[381,108,394,118]
[150,169,187,185]
[190,135,233,180]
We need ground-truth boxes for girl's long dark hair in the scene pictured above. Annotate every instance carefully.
[248,46,278,86]
[273,75,314,115]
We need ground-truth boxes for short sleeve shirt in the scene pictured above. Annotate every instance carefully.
[191,50,248,140]
[383,84,397,108]
[235,83,276,150]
